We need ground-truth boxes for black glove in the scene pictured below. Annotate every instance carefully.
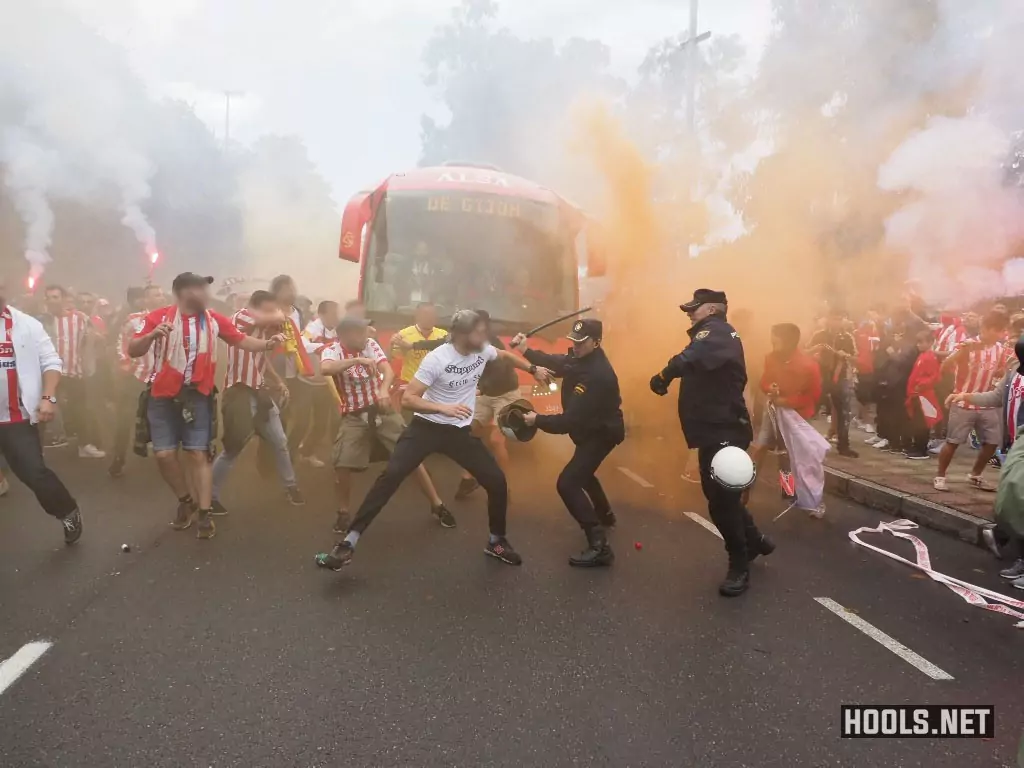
[650,373,669,396]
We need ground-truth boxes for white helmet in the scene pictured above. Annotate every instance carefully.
[709,446,756,491]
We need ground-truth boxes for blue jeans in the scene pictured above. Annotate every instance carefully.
[212,389,296,499]
[148,394,213,452]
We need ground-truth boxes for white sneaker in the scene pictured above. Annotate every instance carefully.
[0,477,9,497]
[864,424,876,435]
[302,455,326,469]
[933,476,948,491]
[873,439,890,450]
[865,435,881,445]
[78,445,106,459]
[966,474,996,492]
[809,505,825,519]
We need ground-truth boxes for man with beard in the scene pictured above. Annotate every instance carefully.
[513,318,625,567]
[109,284,164,477]
[650,289,774,597]
[0,277,82,544]
[130,273,285,539]
[315,310,552,571]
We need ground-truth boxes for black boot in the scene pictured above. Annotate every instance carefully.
[569,526,614,568]
[718,567,750,597]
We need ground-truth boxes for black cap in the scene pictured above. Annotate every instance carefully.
[680,289,727,313]
[567,318,602,343]
[172,272,214,293]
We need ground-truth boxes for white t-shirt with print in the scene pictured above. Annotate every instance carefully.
[413,342,498,427]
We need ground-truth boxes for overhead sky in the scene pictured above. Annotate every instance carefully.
[71,0,773,205]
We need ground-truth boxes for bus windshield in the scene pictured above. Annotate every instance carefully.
[363,190,577,324]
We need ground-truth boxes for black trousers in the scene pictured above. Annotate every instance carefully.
[556,439,617,529]
[112,374,145,464]
[876,390,904,445]
[697,441,763,572]
[350,417,508,537]
[904,399,930,455]
[0,422,78,518]
[824,380,851,451]
[59,376,99,447]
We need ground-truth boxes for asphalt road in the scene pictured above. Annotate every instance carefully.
[1,436,1022,768]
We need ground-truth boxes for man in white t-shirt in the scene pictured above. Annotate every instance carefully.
[315,309,552,571]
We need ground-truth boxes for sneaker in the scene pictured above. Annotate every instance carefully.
[61,508,83,545]
[45,437,69,449]
[171,499,195,530]
[1000,559,1024,580]
[967,474,996,492]
[0,476,9,497]
[929,442,944,455]
[108,459,125,478]
[718,568,750,597]
[333,511,351,534]
[196,510,216,540]
[286,486,306,506]
[809,505,826,519]
[989,454,1003,469]
[485,538,523,565]
[78,444,106,459]
[454,477,480,500]
[432,503,457,529]
[315,541,354,571]
[837,448,859,459]
[873,439,890,450]
[864,424,876,435]
[933,476,948,492]
[905,451,930,460]
[1013,574,1024,591]
[865,435,882,445]
[210,500,229,517]
[302,455,326,469]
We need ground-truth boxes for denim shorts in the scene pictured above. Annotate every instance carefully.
[148,394,213,452]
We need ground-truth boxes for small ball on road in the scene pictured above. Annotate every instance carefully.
[634,541,643,551]
[121,544,131,553]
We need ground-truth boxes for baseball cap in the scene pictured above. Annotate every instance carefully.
[172,272,214,293]
[680,289,727,313]
[567,318,602,343]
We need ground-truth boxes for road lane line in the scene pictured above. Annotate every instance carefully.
[813,598,953,681]
[683,512,723,540]
[0,641,53,696]
[617,467,654,488]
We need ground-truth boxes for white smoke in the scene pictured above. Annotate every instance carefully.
[878,0,1024,308]
[0,3,159,279]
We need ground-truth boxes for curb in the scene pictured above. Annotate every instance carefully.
[824,468,989,545]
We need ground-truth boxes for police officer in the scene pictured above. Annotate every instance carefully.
[513,319,624,567]
[650,289,774,596]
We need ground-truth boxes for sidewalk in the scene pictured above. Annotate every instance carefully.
[814,418,998,544]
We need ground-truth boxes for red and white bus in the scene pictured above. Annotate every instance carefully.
[338,163,604,412]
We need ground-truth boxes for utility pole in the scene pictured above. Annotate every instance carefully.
[685,0,709,132]
[223,90,244,148]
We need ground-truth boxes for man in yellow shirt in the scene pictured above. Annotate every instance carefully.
[392,302,447,388]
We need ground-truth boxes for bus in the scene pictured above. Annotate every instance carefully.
[338,163,604,413]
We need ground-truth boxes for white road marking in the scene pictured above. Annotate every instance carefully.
[683,511,723,540]
[814,598,953,681]
[0,641,53,696]
[617,467,654,488]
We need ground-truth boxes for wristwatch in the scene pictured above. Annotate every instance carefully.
[528,364,538,375]
[41,395,57,404]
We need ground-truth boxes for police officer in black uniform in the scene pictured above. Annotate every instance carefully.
[513,319,624,567]
[650,289,774,596]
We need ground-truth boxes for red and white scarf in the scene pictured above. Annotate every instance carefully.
[150,306,220,398]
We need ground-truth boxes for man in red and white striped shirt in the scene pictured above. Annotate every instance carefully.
[212,290,304,511]
[322,315,449,535]
[935,310,1011,492]
[109,284,163,477]
[43,285,104,459]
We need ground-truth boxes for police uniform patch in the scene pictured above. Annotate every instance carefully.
[695,330,710,340]
[574,384,586,395]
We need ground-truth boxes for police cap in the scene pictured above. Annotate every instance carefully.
[680,289,727,313]
[567,318,603,343]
